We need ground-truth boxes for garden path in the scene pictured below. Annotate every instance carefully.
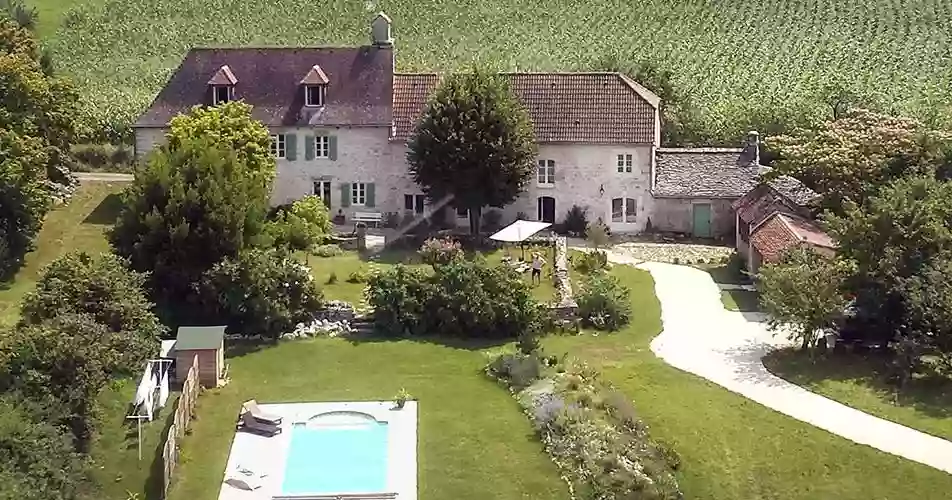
[602,251,952,475]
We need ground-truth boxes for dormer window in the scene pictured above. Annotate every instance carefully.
[305,85,326,107]
[213,85,232,105]
[300,65,329,107]
[207,64,238,106]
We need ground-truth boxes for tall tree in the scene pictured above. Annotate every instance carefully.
[407,67,536,235]
[110,135,273,311]
[766,109,952,214]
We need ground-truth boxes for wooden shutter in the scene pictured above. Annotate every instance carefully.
[328,136,338,161]
[340,183,351,207]
[304,135,315,161]
[286,134,297,161]
[366,183,375,207]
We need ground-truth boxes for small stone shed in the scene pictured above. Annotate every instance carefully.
[174,325,226,388]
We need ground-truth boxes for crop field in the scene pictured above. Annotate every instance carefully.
[35,0,952,141]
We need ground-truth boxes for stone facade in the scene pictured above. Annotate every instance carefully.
[649,198,735,237]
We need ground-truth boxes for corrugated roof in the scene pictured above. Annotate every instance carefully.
[175,325,226,351]
[392,72,658,144]
[134,46,394,128]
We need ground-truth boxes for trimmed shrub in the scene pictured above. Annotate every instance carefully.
[418,236,463,266]
[576,272,632,331]
[20,251,166,341]
[571,249,608,275]
[196,248,323,339]
[70,143,133,172]
[486,353,543,390]
[366,260,542,339]
[585,219,611,249]
[312,244,343,258]
[265,195,332,251]
[347,268,370,283]
[562,205,589,237]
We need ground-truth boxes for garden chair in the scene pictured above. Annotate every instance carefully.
[238,412,282,436]
[241,399,283,425]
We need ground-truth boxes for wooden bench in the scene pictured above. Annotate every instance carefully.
[352,211,383,227]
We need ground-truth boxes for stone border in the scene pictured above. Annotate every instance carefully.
[550,237,577,319]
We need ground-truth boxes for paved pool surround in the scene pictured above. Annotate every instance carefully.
[217,401,418,500]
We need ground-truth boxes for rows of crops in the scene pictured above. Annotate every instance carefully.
[46,0,952,142]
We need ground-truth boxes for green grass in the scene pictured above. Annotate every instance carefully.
[29,0,952,141]
[545,264,952,500]
[0,181,127,327]
[166,338,569,500]
[764,349,952,443]
[720,289,760,312]
[88,379,180,500]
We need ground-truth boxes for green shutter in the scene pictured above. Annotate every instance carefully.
[304,135,315,161]
[340,183,351,207]
[328,136,338,161]
[286,134,297,161]
[366,183,375,207]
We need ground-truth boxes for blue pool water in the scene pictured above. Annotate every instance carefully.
[281,419,389,495]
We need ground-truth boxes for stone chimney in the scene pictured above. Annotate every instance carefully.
[371,12,393,47]
[745,130,760,166]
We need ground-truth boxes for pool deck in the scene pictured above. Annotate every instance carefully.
[217,401,418,500]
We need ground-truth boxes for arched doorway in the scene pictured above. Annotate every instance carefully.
[537,196,555,223]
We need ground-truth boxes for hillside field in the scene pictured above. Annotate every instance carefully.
[31,0,952,140]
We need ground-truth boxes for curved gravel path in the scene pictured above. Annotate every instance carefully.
[601,250,952,475]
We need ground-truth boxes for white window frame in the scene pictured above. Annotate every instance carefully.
[305,84,326,107]
[213,85,232,105]
[313,180,332,206]
[270,134,286,159]
[537,159,555,186]
[404,194,425,214]
[616,153,633,173]
[611,197,637,223]
[315,136,330,159]
[352,182,367,206]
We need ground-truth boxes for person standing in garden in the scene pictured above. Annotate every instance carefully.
[531,252,546,285]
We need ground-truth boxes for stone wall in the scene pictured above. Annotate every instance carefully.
[649,197,736,238]
[550,236,577,319]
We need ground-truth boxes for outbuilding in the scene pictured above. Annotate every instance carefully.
[173,325,227,388]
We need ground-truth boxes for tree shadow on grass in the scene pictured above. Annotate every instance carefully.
[359,247,420,265]
[144,401,178,500]
[344,330,511,351]
[224,338,278,359]
[763,348,952,421]
[82,193,124,225]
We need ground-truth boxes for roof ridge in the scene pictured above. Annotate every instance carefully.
[656,147,744,153]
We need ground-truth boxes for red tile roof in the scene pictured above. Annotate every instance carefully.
[750,212,835,263]
[392,72,659,144]
[300,65,329,85]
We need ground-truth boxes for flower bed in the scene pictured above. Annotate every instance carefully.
[488,354,683,500]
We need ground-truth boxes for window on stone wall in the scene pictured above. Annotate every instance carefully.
[612,198,623,222]
[270,134,286,159]
[616,153,633,173]
[611,198,636,223]
[625,198,636,222]
[537,159,555,185]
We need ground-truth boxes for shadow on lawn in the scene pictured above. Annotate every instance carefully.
[82,193,124,225]
[143,402,178,500]
[344,331,511,351]
[764,348,952,421]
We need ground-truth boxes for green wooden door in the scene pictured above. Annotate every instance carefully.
[692,203,712,238]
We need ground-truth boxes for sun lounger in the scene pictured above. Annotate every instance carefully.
[238,412,282,436]
[224,476,262,491]
[241,399,283,425]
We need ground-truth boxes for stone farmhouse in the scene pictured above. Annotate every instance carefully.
[133,12,818,240]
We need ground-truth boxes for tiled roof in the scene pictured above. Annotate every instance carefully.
[134,46,394,128]
[750,212,834,263]
[653,148,761,198]
[392,72,659,144]
[654,147,820,201]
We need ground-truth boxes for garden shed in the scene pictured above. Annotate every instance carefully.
[174,325,226,388]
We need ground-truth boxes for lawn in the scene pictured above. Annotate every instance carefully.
[720,289,760,312]
[764,349,952,443]
[88,379,180,500]
[545,265,952,500]
[31,0,952,142]
[166,338,569,500]
[0,181,126,326]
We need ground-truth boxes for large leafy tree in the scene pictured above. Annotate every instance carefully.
[20,251,166,342]
[0,21,78,279]
[766,109,952,214]
[0,393,88,500]
[758,246,854,349]
[407,68,537,235]
[825,175,952,345]
[110,134,273,310]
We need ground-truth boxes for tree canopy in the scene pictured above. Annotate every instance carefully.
[766,109,952,214]
[406,67,537,234]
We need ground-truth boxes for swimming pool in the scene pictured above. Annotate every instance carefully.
[280,411,390,497]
